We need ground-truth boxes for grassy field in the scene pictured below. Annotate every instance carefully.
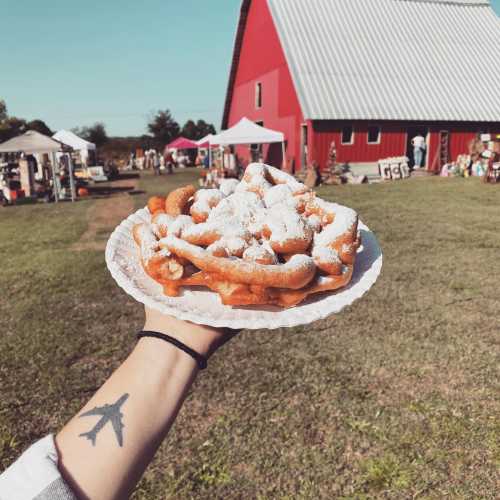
[0,170,499,499]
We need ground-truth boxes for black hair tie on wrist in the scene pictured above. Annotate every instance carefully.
[137,331,207,370]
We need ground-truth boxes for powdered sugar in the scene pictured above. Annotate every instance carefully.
[312,200,358,247]
[164,234,315,275]
[264,184,294,208]
[312,245,341,264]
[315,216,356,247]
[307,214,322,232]
[225,237,248,256]
[286,253,315,271]
[244,163,267,178]
[206,236,251,258]
[264,164,308,194]
[243,163,308,197]
[264,205,312,245]
[151,213,174,237]
[191,189,224,217]
[151,213,193,238]
[136,224,161,264]
[219,178,239,197]
[243,242,278,264]
[140,162,359,285]
[182,217,251,242]
[158,248,172,258]
[168,215,195,237]
[244,173,273,194]
[208,191,264,225]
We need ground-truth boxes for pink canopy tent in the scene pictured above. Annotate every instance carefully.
[165,137,198,151]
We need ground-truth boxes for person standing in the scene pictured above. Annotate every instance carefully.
[412,134,426,169]
[203,151,210,169]
[153,152,161,176]
[128,153,136,171]
[165,150,175,175]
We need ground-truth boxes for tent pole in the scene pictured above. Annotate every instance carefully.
[68,153,76,202]
[281,141,286,170]
[51,152,59,203]
[209,144,212,168]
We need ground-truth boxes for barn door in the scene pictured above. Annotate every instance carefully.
[406,126,429,168]
[429,130,450,173]
[300,124,308,170]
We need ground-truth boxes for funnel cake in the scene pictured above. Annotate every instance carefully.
[133,163,361,308]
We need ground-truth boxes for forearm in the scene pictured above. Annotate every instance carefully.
[53,308,234,500]
[56,338,198,500]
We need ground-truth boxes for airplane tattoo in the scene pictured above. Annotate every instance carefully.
[78,393,129,447]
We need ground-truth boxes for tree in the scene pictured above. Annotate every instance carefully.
[139,134,155,150]
[181,120,198,140]
[73,122,108,147]
[180,119,217,141]
[147,110,180,149]
[0,100,7,122]
[0,117,27,143]
[0,98,26,142]
[195,119,216,139]
[26,119,53,136]
[86,122,108,147]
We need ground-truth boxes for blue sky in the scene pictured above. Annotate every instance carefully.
[1,0,499,136]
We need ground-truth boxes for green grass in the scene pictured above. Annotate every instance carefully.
[1,171,499,499]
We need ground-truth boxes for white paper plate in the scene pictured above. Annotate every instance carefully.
[105,207,383,329]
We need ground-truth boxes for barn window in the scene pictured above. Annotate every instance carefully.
[341,125,354,145]
[368,125,381,144]
[255,82,262,109]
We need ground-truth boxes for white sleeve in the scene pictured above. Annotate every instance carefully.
[0,434,77,500]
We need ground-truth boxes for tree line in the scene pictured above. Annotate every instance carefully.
[0,100,53,143]
[0,99,216,154]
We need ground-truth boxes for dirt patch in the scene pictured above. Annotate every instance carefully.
[72,178,138,251]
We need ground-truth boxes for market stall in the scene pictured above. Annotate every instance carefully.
[0,130,75,202]
[52,130,96,166]
[164,137,199,168]
[483,135,500,184]
[196,134,215,148]
[196,134,217,167]
[209,118,285,169]
[440,134,500,181]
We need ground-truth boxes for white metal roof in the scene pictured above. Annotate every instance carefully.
[267,0,500,122]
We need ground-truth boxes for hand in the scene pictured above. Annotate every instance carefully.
[143,306,240,358]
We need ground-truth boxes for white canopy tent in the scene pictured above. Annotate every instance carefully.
[0,130,65,154]
[196,134,216,167]
[0,130,75,202]
[53,130,96,165]
[209,118,285,168]
[196,134,216,146]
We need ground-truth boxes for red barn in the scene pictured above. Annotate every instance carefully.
[222,0,500,173]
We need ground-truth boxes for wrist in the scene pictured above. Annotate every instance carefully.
[133,335,198,372]
[142,308,225,358]
[137,331,207,370]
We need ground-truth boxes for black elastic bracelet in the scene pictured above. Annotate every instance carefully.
[137,331,207,370]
